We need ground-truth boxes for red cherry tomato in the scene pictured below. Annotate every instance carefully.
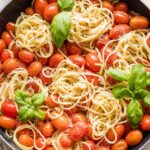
[49,53,64,68]
[18,60,27,69]
[65,106,78,115]
[5,22,15,34]
[25,7,35,15]
[125,130,143,146]
[102,1,114,12]
[28,61,42,76]
[60,134,73,148]
[17,129,32,137]
[39,70,52,85]
[0,39,6,53]
[85,53,100,72]
[45,147,55,150]
[1,31,13,46]
[67,42,82,55]
[96,146,110,150]
[0,116,16,129]
[2,58,18,74]
[111,139,128,150]
[59,44,68,56]
[140,115,150,131]
[115,2,128,12]
[38,57,49,65]
[109,24,131,39]
[147,36,150,47]
[69,121,87,142]
[85,123,93,139]
[35,121,45,132]
[1,101,18,118]
[44,2,60,21]
[0,50,11,63]
[36,137,48,149]
[42,122,54,137]
[106,75,116,85]
[71,113,87,124]
[18,134,34,147]
[19,50,34,64]
[124,122,133,135]
[26,81,39,93]
[68,55,86,67]
[83,140,95,150]
[34,0,48,17]
[48,0,57,4]
[45,94,59,108]
[12,44,21,58]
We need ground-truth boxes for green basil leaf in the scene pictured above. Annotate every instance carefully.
[107,69,128,81]
[128,64,147,92]
[58,0,75,11]
[127,99,143,128]
[147,73,150,86]
[31,93,45,106]
[51,12,71,48]
[134,89,149,100]
[15,90,30,106]
[34,109,45,120]
[112,84,132,99]
[19,106,34,121]
[144,94,150,106]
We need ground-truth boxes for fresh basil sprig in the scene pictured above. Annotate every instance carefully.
[50,12,71,48]
[58,0,75,11]
[107,64,150,128]
[15,90,45,122]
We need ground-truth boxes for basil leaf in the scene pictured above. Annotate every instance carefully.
[51,12,71,48]
[112,84,132,99]
[134,89,149,100]
[58,0,75,11]
[128,64,147,92]
[34,109,45,120]
[127,99,143,128]
[144,94,150,106]
[19,106,34,121]
[107,69,128,81]
[15,90,30,105]
[31,93,45,106]
[147,73,150,86]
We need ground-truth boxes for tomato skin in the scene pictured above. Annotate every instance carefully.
[5,22,15,34]
[114,2,128,12]
[140,115,150,131]
[38,57,49,65]
[28,61,42,76]
[18,134,34,147]
[0,116,16,129]
[106,75,116,85]
[48,0,57,4]
[85,123,93,139]
[1,101,18,118]
[26,81,39,93]
[109,24,130,39]
[71,113,87,124]
[67,42,82,55]
[42,122,54,137]
[2,58,18,74]
[102,1,114,12]
[125,130,143,146]
[0,39,6,53]
[39,71,52,85]
[107,124,125,141]
[60,134,73,148]
[45,95,59,108]
[49,53,64,68]
[45,147,55,150]
[130,16,149,29]
[69,55,86,67]
[111,139,128,150]
[147,36,150,47]
[83,140,95,150]
[19,50,34,64]
[0,50,11,63]
[96,146,110,150]
[25,7,35,15]
[36,137,48,149]
[69,121,87,142]
[1,31,13,46]
[12,44,21,58]
[65,106,78,115]
[85,53,100,72]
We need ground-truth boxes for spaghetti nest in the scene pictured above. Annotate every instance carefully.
[15,13,53,58]
[88,89,127,144]
[68,0,114,52]
[48,59,96,110]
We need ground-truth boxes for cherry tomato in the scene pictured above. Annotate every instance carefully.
[60,44,68,56]
[114,2,128,12]
[69,55,86,67]
[111,139,128,150]
[0,50,11,63]
[45,147,55,150]
[109,24,130,39]
[12,44,21,58]
[65,106,78,115]
[67,42,82,55]
[107,124,125,141]
[125,130,143,146]
[44,2,59,21]
[18,134,34,147]
[35,121,44,132]
[130,16,149,29]
[85,53,100,72]
[34,0,48,17]
[25,7,35,15]
[147,36,150,47]
[5,22,15,34]
[69,121,87,142]
[51,112,70,131]
[85,123,93,139]
[102,1,114,12]
[140,115,150,131]
[113,11,129,24]
[48,0,57,4]
[0,39,6,53]
[45,94,59,108]
[96,146,110,150]
[1,101,18,118]
[38,57,49,65]
[18,60,27,69]
[19,50,34,64]
[83,140,95,150]
[49,53,64,68]
[71,113,87,123]
[26,81,39,93]
[1,31,13,46]
[85,69,99,86]
[0,63,3,74]
[39,72,52,85]
[2,58,18,74]
[17,129,32,137]
[124,122,133,135]
[60,134,73,148]
[0,116,16,129]
[28,61,42,76]
[36,137,48,149]
[106,75,116,85]
[42,122,54,137]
